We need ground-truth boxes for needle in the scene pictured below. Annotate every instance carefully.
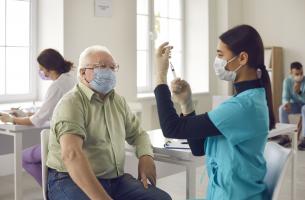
[170,62,177,79]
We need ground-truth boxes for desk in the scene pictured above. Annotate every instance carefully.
[269,123,297,200]
[129,124,297,199]
[126,129,203,199]
[0,123,47,200]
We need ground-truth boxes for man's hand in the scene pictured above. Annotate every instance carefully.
[138,155,156,188]
[283,103,291,112]
[294,82,301,94]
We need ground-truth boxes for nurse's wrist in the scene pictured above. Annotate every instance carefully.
[181,100,195,115]
[155,73,168,86]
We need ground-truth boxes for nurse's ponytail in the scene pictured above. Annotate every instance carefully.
[260,65,275,130]
[219,25,275,130]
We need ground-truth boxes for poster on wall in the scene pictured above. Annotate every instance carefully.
[95,0,112,17]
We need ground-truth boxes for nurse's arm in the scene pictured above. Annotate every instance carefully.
[60,134,112,200]
[180,112,205,156]
[12,117,33,126]
[154,84,221,139]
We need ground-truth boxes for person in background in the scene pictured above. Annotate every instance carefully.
[46,45,171,200]
[0,48,77,185]
[278,61,305,150]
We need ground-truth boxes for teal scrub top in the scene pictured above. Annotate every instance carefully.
[206,88,269,200]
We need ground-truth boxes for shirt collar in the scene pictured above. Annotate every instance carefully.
[78,82,115,102]
[234,79,263,95]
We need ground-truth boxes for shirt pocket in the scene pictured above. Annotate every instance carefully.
[208,160,231,191]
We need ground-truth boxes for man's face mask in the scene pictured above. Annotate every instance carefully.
[213,56,244,81]
[88,68,116,94]
[291,69,304,83]
[294,75,303,83]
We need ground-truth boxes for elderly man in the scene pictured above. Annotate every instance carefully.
[46,45,171,200]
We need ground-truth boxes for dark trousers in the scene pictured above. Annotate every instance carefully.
[47,169,172,200]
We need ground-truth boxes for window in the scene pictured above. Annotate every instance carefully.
[0,0,36,102]
[137,0,184,93]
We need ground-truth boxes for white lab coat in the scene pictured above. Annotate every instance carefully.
[30,70,77,127]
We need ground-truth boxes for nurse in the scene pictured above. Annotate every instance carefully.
[154,24,275,199]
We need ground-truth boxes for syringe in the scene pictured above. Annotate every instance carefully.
[169,62,177,79]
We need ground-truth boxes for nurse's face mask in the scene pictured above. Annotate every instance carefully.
[213,56,244,82]
[38,69,51,80]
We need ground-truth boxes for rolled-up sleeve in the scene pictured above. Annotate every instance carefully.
[123,99,153,158]
[54,121,86,143]
[51,97,86,143]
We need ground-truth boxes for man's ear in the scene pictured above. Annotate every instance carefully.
[239,51,248,66]
[79,69,85,77]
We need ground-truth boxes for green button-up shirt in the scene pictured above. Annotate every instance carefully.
[46,82,153,179]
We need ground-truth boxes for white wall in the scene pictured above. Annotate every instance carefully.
[37,0,64,100]
[242,0,305,77]
[63,0,137,101]
[212,0,305,95]
[185,0,209,93]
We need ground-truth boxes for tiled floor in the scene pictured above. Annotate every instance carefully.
[0,151,304,200]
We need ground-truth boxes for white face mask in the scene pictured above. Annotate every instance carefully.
[213,56,243,81]
[294,75,303,83]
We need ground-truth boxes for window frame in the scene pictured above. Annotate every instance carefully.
[0,0,37,103]
[137,0,185,94]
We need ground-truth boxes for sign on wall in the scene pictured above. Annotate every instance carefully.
[95,0,112,17]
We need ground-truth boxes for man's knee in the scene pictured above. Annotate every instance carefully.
[147,186,172,200]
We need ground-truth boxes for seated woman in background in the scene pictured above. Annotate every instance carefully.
[0,48,77,185]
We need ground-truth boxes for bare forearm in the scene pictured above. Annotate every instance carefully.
[63,151,112,200]
[13,117,33,126]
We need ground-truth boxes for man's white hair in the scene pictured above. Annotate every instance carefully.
[78,45,112,70]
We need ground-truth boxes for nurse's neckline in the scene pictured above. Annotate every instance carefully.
[234,79,263,95]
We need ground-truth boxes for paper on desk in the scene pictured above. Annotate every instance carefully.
[164,139,190,149]
[9,109,27,117]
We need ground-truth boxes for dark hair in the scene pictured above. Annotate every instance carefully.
[37,48,73,74]
[290,61,303,70]
[219,24,275,130]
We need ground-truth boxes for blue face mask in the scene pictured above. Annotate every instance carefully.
[89,68,116,94]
